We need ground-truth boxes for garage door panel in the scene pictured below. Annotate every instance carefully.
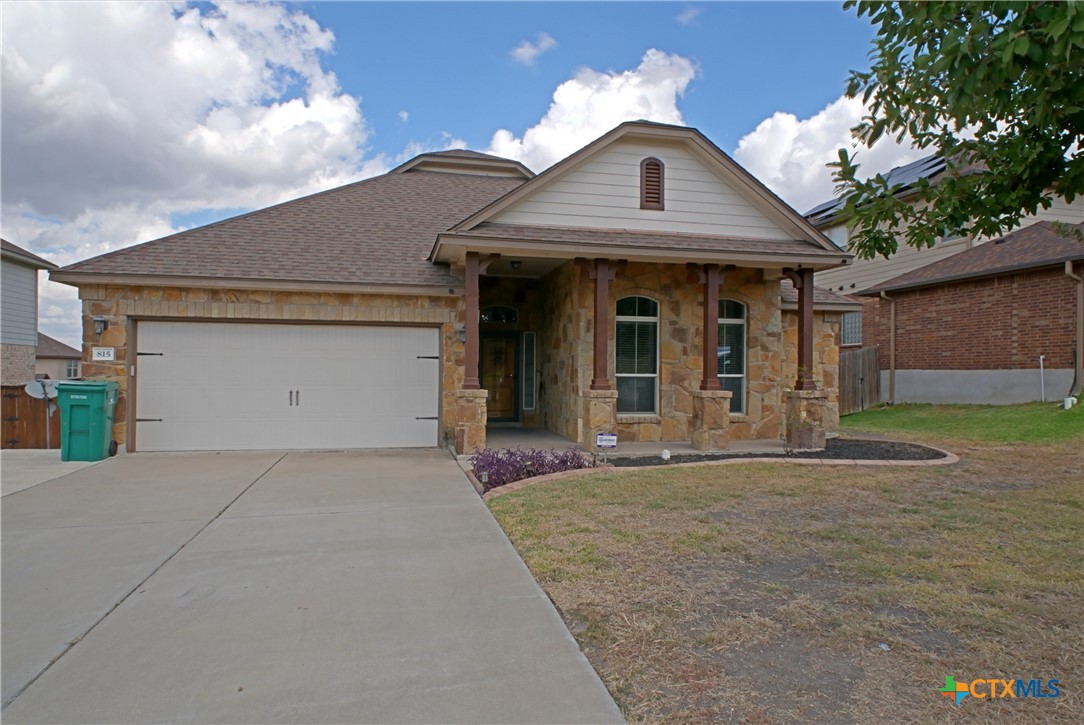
[136,322,440,452]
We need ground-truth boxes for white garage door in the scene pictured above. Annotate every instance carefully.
[135,322,440,452]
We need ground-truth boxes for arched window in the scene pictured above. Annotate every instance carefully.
[718,299,746,414]
[616,296,658,414]
[480,305,517,324]
[640,157,664,210]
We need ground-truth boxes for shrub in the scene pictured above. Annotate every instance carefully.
[471,446,591,491]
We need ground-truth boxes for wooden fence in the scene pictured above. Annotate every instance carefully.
[839,346,881,416]
[2,385,61,449]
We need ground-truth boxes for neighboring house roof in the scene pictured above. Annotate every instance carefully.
[1,238,57,269]
[804,154,946,225]
[36,332,81,359]
[54,171,526,290]
[861,221,1084,295]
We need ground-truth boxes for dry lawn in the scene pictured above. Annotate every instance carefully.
[488,415,1083,723]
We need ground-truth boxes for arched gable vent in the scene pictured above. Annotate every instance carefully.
[640,157,665,210]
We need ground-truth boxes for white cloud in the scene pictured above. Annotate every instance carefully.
[733,95,927,214]
[488,49,697,171]
[677,6,702,25]
[510,32,557,66]
[398,110,409,122]
[1,1,376,347]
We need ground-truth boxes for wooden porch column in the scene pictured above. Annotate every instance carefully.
[698,264,735,391]
[588,259,617,390]
[784,267,817,390]
[463,252,481,389]
[462,252,499,390]
[701,264,722,391]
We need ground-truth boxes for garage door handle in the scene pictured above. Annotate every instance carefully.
[296,390,300,406]
[415,416,438,420]
[289,390,294,406]
[416,355,439,359]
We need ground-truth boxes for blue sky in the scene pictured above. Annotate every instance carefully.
[2,1,924,347]
[300,2,875,152]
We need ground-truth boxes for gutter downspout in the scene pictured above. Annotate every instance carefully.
[1066,261,1084,396]
[881,291,896,405]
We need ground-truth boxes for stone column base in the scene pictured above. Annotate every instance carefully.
[784,389,828,451]
[455,389,489,455]
[583,389,619,453]
[692,390,732,451]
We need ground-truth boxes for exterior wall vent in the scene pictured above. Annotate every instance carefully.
[640,157,664,210]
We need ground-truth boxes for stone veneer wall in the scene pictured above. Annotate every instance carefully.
[1,344,36,385]
[76,285,465,449]
[781,311,842,435]
[539,262,591,442]
[534,262,799,445]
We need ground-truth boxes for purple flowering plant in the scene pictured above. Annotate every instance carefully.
[471,446,591,492]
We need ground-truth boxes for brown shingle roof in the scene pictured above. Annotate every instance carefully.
[862,221,1084,294]
[36,332,80,359]
[57,171,526,287]
[449,223,846,259]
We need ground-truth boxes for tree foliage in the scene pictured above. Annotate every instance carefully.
[831,1,1084,259]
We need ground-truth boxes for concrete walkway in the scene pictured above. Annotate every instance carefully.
[1,450,622,724]
[0,449,102,496]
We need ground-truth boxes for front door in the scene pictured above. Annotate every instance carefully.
[481,333,518,422]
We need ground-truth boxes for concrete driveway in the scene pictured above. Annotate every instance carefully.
[1,450,622,724]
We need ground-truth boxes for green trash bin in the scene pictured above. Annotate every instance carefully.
[57,381,119,462]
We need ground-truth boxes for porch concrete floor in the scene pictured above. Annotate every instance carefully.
[484,427,788,457]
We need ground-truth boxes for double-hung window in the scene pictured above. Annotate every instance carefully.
[616,296,658,414]
[717,299,746,414]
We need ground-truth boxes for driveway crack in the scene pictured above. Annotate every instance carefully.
[1,452,289,710]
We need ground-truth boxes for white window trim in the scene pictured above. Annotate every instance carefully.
[616,297,660,416]
[717,300,747,416]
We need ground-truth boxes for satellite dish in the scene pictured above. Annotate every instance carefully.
[24,380,59,400]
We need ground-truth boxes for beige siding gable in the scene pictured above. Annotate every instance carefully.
[491,141,795,240]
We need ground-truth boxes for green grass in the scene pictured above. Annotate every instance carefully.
[841,400,1084,443]
[488,436,1084,723]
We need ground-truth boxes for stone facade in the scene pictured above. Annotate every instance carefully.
[582,389,618,453]
[784,389,828,451]
[538,262,592,442]
[76,284,465,449]
[691,390,732,451]
[455,389,488,454]
[75,267,843,452]
[535,262,791,444]
[1,344,36,385]
[781,311,842,435]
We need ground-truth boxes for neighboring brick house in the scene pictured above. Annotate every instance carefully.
[807,154,1084,403]
[858,222,1084,404]
[34,332,82,380]
[52,121,859,454]
[1,239,56,385]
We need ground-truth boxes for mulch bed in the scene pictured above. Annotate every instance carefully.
[608,437,944,467]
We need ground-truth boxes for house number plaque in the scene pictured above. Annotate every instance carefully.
[92,347,115,361]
